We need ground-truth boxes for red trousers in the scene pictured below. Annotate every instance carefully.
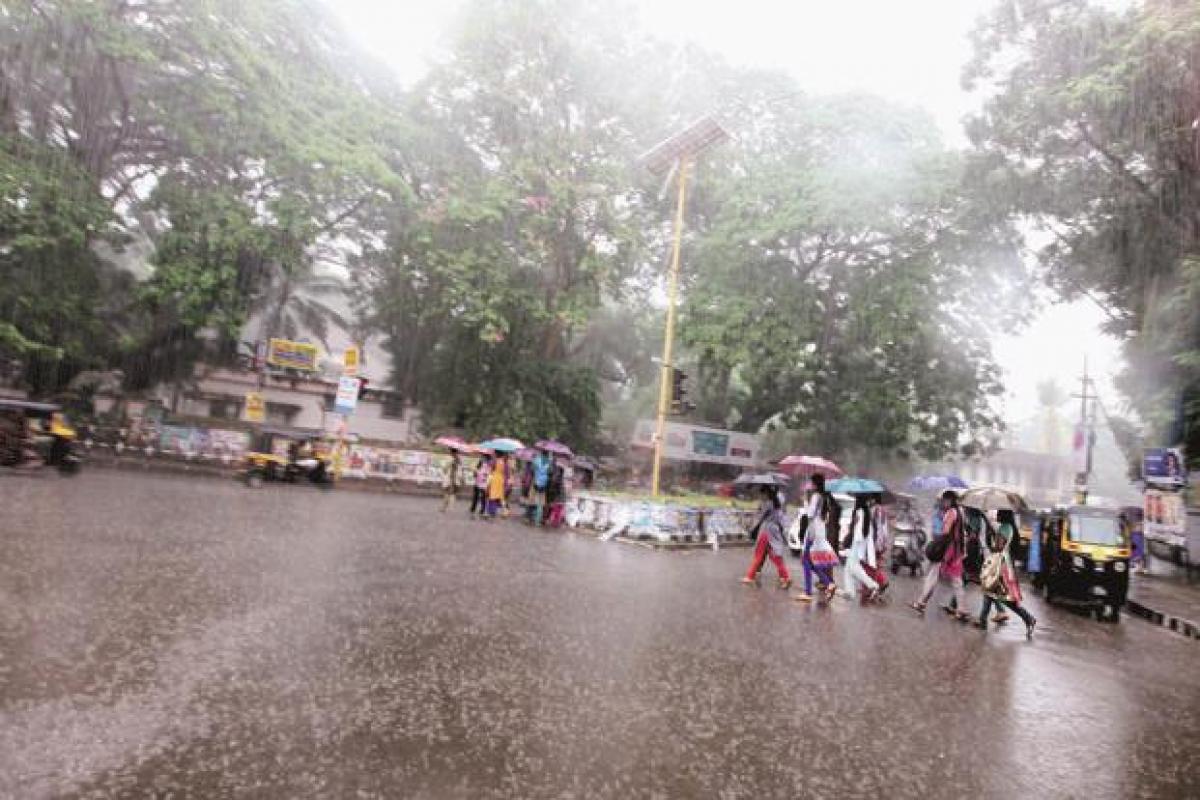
[745,533,790,581]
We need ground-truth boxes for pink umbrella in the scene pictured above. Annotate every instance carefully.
[777,454,844,478]
[434,435,473,452]
[536,439,574,458]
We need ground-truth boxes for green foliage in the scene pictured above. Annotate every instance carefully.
[965,0,1200,458]
[677,93,1021,463]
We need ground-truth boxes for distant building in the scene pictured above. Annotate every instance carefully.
[934,448,1074,509]
[96,363,423,445]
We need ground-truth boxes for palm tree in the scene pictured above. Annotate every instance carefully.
[1035,379,1069,455]
[261,264,349,350]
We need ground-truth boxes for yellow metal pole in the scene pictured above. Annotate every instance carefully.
[652,158,691,497]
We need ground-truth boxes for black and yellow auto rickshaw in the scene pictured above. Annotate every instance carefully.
[1033,505,1130,621]
[0,398,81,474]
[242,425,335,488]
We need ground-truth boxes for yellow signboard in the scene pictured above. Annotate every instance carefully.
[244,392,266,423]
[266,338,319,371]
[343,345,360,377]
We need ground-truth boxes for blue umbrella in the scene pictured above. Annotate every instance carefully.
[827,477,886,495]
[478,437,524,453]
[907,475,967,492]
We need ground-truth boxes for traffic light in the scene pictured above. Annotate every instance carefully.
[670,368,694,415]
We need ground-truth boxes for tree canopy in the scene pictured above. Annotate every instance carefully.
[5,0,1100,465]
[964,0,1200,457]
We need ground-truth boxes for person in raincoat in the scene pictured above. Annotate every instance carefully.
[485,454,509,519]
[742,485,791,589]
[911,490,969,620]
[973,509,1037,636]
[793,476,839,603]
[842,495,882,602]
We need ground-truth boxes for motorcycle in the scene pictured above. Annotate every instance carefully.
[890,520,926,575]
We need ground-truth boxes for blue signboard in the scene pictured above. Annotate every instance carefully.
[1143,447,1186,487]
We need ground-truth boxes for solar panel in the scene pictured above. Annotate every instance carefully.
[639,116,731,175]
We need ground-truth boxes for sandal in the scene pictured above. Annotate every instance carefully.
[971,619,987,630]
[1026,618,1037,638]
[909,601,926,615]
[793,593,814,603]
[778,577,793,590]
[825,584,838,602]
[741,576,759,586]
[954,612,972,623]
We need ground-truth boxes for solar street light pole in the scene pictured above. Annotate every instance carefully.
[638,116,729,498]
[651,157,690,498]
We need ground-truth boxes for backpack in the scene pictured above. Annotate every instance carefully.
[980,553,1005,594]
[924,508,960,563]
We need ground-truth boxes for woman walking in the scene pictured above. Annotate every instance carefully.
[742,485,792,589]
[843,495,882,602]
[469,455,492,517]
[485,454,509,520]
[976,510,1037,637]
[440,450,462,512]
[793,477,839,603]
[910,490,969,621]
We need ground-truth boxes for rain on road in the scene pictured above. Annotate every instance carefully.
[1,472,1197,799]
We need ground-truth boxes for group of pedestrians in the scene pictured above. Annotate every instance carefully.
[742,477,1037,638]
[444,448,567,524]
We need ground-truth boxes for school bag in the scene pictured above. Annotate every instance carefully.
[924,509,960,563]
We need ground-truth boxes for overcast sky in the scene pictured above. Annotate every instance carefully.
[328,0,1127,429]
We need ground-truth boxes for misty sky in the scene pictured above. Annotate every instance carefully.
[329,0,1127,429]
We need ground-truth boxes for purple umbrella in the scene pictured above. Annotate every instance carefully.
[536,439,574,458]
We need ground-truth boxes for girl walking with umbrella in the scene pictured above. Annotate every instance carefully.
[910,490,969,620]
[976,509,1037,636]
[741,482,792,589]
[793,474,839,602]
[843,494,882,602]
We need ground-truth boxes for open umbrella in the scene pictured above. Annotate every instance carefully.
[907,475,968,492]
[777,455,844,478]
[478,437,524,453]
[536,439,574,458]
[958,486,1028,512]
[514,447,539,462]
[734,472,791,487]
[827,477,886,495]
[434,435,473,453]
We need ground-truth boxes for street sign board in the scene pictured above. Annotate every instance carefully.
[1145,487,1186,546]
[342,345,360,377]
[1143,447,1186,487]
[243,391,265,423]
[335,376,361,415]
[632,419,759,468]
[266,338,319,371]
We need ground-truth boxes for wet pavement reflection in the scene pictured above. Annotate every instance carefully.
[1,472,1197,798]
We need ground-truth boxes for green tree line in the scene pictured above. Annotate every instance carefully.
[3,0,1192,461]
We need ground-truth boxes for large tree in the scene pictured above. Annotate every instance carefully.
[964,0,1200,457]
[675,91,1023,465]
[1,0,400,392]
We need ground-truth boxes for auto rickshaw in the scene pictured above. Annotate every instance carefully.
[1032,505,1130,622]
[242,425,336,488]
[0,399,81,474]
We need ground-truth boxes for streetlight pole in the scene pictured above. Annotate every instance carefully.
[651,158,690,497]
[638,116,729,498]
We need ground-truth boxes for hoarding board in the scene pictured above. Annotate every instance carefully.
[266,338,320,372]
[632,419,759,468]
[1143,447,1186,487]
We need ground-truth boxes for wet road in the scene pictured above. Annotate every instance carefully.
[1,472,1197,799]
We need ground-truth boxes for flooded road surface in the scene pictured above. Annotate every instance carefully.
[1,472,1197,798]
